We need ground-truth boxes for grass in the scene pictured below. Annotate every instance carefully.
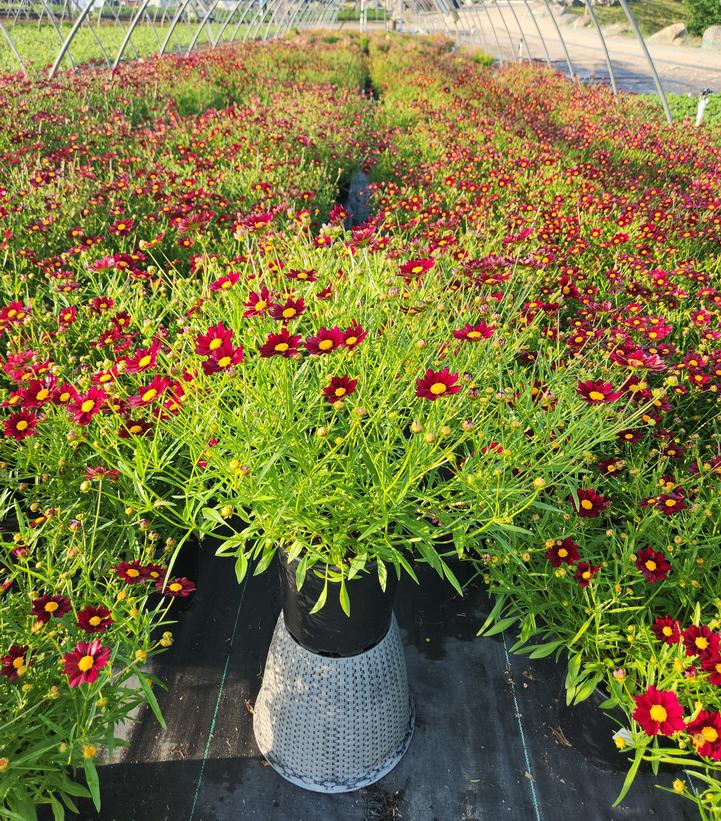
[569,0,688,37]
[0,22,260,75]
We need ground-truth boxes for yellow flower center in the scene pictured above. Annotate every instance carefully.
[89,616,102,626]
[80,400,95,413]
[126,568,140,578]
[430,382,447,395]
[16,421,28,431]
[218,357,231,368]
[274,343,289,352]
[141,389,157,402]
[209,338,222,351]
[665,499,677,507]
[558,548,568,558]
[36,389,49,401]
[77,655,95,672]
[129,425,142,433]
[282,308,296,319]
[663,626,673,636]
[334,387,347,397]
[467,331,482,339]
[649,705,667,722]
[588,391,605,402]
[696,637,709,650]
[169,582,183,592]
[221,281,232,289]
[138,355,151,368]
[411,265,424,274]
[254,300,267,311]
[12,657,24,669]
[345,336,357,346]
[582,571,591,580]
[645,560,657,572]
[318,339,334,351]
[117,223,126,231]
[702,727,719,743]
[44,601,59,612]
[580,499,594,510]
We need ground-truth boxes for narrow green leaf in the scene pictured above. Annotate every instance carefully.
[137,674,166,729]
[612,746,644,807]
[84,759,101,812]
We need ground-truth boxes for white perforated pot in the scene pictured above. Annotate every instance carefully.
[252,552,415,793]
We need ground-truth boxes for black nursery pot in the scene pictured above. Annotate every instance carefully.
[278,553,398,658]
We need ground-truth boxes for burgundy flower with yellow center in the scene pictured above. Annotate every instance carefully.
[597,457,625,476]
[142,563,165,582]
[683,625,720,659]
[3,410,38,441]
[202,342,244,374]
[76,605,113,634]
[416,368,461,401]
[343,324,367,349]
[269,297,306,322]
[259,329,302,358]
[53,383,78,406]
[243,288,273,317]
[68,387,106,426]
[701,654,721,687]
[635,547,671,583]
[453,321,495,342]
[31,594,71,624]
[654,493,687,515]
[323,376,358,403]
[156,577,196,598]
[399,257,434,281]
[63,639,111,687]
[1,645,33,682]
[570,489,611,518]
[120,419,153,438]
[575,562,599,587]
[114,560,147,584]
[124,343,160,374]
[305,327,345,356]
[632,686,685,736]
[686,710,721,760]
[128,375,170,407]
[545,537,580,567]
[652,616,681,645]
[210,271,240,292]
[576,380,622,405]
[195,322,232,356]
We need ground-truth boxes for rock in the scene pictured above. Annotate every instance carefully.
[648,23,688,45]
[702,25,721,50]
[603,22,630,37]
[573,14,592,28]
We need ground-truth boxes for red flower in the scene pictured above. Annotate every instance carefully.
[399,257,434,280]
[618,428,643,445]
[632,686,685,736]
[545,537,580,567]
[3,410,38,440]
[305,327,345,355]
[683,625,720,659]
[195,322,232,356]
[20,378,56,408]
[210,271,240,292]
[654,493,687,515]
[701,654,721,687]
[575,562,599,587]
[68,388,106,426]
[243,288,273,317]
[128,375,170,407]
[269,297,306,322]
[635,547,671,583]
[124,343,160,374]
[323,376,358,403]
[76,605,113,634]
[416,368,461,401]
[53,383,78,406]
[201,342,244,374]
[652,617,681,645]
[343,324,367,349]
[570,489,611,518]
[142,563,165,583]
[156,577,196,598]
[453,321,494,342]
[63,639,111,687]
[109,218,134,237]
[1,645,32,682]
[119,419,154,438]
[31,594,71,624]
[686,711,721,760]
[84,465,120,482]
[597,457,625,476]
[114,560,147,584]
[259,329,302,358]
[58,306,77,326]
[576,380,622,405]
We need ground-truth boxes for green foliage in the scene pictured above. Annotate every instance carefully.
[685,0,721,34]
